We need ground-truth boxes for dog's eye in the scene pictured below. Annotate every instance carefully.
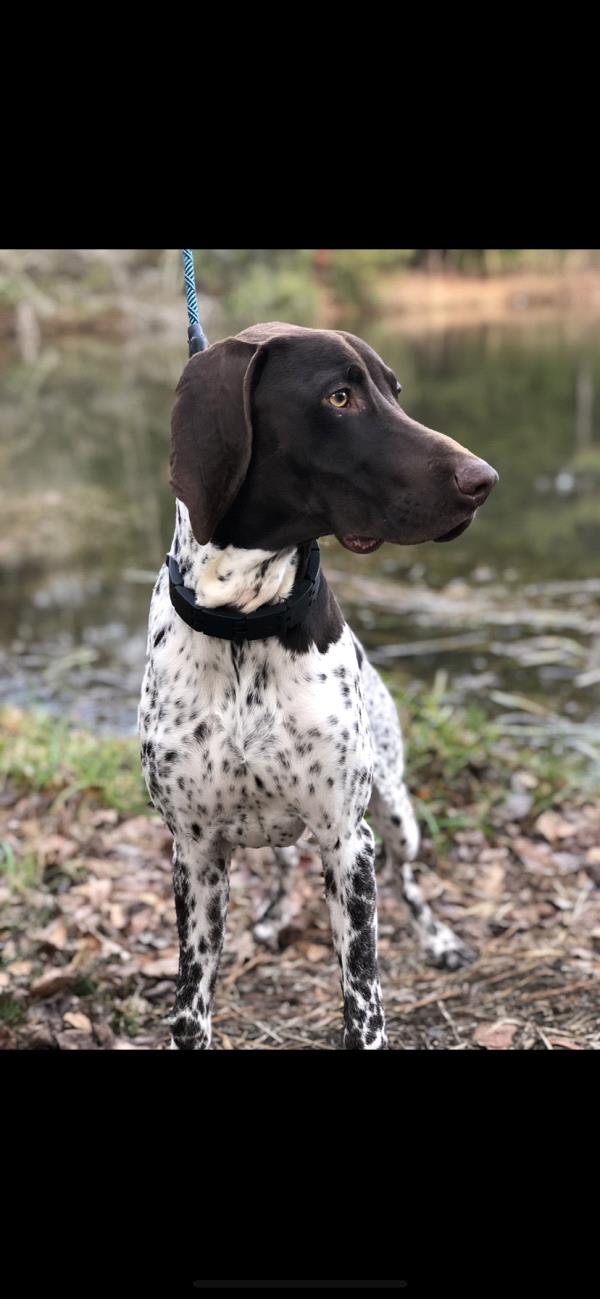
[328,389,350,408]
[396,383,402,401]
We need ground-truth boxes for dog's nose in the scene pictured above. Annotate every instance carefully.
[455,457,499,503]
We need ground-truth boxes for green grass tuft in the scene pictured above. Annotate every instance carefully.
[0,996,27,1025]
[385,675,595,854]
[0,706,149,816]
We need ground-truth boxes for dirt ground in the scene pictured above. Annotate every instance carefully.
[1,786,599,1051]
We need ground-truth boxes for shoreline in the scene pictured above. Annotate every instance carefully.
[3,270,600,354]
[368,268,600,333]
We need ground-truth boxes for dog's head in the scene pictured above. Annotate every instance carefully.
[170,322,498,552]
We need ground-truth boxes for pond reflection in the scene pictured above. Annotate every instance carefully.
[1,318,600,734]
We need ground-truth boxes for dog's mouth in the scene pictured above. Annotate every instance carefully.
[338,534,384,554]
[338,513,475,553]
[433,514,475,543]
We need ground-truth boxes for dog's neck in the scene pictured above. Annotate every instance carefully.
[172,502,299,614]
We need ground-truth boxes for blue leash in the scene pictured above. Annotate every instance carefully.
[181,249,209,357]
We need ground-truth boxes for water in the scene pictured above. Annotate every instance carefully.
[2,317,600,735]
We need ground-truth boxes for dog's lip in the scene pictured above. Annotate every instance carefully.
[338,512,475,551]
[433,514,475,543]
[338,534,384,554]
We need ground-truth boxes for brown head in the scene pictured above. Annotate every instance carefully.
[170,322,498,553]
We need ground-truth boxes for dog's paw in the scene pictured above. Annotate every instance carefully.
[343,1029,389,1050]
[164,1010,211,1050]
[252,919,282,951]
[425,927,478,971]
[253,918,298,951]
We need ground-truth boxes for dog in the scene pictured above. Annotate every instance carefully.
[139,322,498,1049]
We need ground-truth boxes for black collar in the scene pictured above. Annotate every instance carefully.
[167,541,321,641]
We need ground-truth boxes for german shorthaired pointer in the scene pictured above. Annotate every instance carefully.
[139,322,498,1049]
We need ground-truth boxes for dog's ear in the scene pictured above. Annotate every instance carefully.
[169,337,263,544]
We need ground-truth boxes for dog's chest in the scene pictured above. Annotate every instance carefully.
[140,588,373,847]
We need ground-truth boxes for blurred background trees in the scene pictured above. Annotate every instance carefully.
[3,249,600,344]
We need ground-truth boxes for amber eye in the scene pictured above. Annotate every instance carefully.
[328,389,350,408]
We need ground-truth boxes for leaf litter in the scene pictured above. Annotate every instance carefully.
[1,763,599,1050]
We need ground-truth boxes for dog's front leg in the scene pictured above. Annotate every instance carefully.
[167,835,231,1050]
[321,820,387,1050]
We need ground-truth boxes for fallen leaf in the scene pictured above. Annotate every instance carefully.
[509,902,555,927]
[89,809,119,828]
[30,968,77,999]
[26,1023,57,1050]
[547,1036,584,1051]
[112,816,169,847]
[63,1011,93,1033]
[69,936,103,969]
[37,917,68,950]
[478,862,506,897]
[7,960,32,976]
[479,846,510,863]
[55,1030,97,1051]
[514,770,539,790]
[141,954,179,978]
[93,1021,116,1048]
[295,942,331,963]
[129,906,159,935]
[71,878,112,906]
[513,837,555,875]
[78,856,122,879]
[535,811,574,843]
[473,1021,518,1050]
[38,834,79,866]
[233,931,254,965]
[550,895,572,912]
[553,852,582,873]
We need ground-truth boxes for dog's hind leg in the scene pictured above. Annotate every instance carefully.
[253,845,299,950]
[369,784,476,970]
[363,655,476,971]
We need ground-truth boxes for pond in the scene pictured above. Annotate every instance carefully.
[2,316,600,750]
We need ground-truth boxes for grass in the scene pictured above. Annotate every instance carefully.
[111,999,143,1038]
[0,838,40,890]
[0,996,27,1025]
[0,705,149,816]
[387,673,594,853]
[0,691,595,881]
[0,706,150,891]
[72,978,98,998]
